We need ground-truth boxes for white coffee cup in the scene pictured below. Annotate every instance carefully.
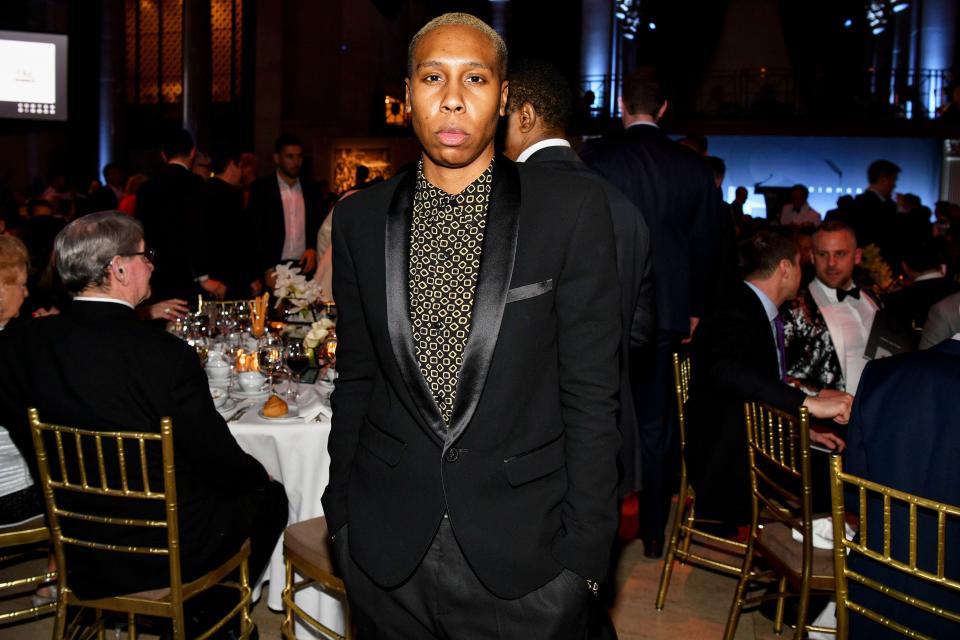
[206,359,230,381]
[238,371,266,392]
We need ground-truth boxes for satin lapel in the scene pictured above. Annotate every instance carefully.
[384,170,446,439]
[446,157,522,446]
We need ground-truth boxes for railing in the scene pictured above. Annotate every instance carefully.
[579,68,953,121]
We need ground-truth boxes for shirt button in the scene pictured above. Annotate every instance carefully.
[436,391,445,403]
[433,321,443,331]
[445,448,460,463]
[444,250,454,261]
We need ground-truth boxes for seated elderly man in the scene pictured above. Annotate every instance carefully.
[0,212,287,629]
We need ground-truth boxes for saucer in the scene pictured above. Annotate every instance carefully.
[257,405,301,423]
[232,388,270,399]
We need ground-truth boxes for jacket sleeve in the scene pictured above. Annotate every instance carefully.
[320,206,377,534]
[551,182,623,582]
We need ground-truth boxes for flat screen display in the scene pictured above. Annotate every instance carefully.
[0,30,67,121]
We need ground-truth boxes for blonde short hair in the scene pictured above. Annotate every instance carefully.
[407,12,507,79]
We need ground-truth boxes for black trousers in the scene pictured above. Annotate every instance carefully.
[630,330,684,543]
[335,518,590,640]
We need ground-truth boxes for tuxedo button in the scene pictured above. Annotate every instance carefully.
[445,448,460,463]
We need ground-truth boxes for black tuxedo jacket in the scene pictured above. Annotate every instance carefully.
[845,340,960,638]
[687,281,807,524]
[321,157,622,598]
[0,301,270,598]
[581,125,728,333]
[196,177,256,297]
[526,144,653,495]
[247,173,324,274]
[136,163,207,301]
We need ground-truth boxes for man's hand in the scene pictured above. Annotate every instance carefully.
[200,278,227,300]
[300,249,318,274]
[802,389,853,424]
[31,306,60,318]
[142,298,190,321]
[681,316,700,344]
[809,426,846,451]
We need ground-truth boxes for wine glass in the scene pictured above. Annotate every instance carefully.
[257,333,282,393]
[283,338,310,400]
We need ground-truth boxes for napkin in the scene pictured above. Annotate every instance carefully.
[790,516,855,549]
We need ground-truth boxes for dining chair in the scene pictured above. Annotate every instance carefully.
[0,515,56,625]
[281,516,352,640]
[827,454,960,638]
[656,352,747,610]
[29,408,254,640]
[723,402,835,640]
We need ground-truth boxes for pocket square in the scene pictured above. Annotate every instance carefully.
[506,279,553,303]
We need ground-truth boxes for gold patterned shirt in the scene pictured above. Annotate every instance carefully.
[409,160,493,424]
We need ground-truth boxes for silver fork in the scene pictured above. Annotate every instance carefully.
[227,406,250,422]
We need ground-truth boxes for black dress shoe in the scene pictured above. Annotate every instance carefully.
[642,538,664,558]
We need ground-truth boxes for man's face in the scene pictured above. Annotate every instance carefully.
[735,188,748,204]
[122,240,154,304]
[812,230,860,289]
[405,24,507,172]
[274,145,303,180]
[105,167,124,189]
[874,173,898,199]
[790,188,806,207]
[782,253,803,300]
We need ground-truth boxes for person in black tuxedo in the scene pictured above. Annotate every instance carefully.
[503,59,653,499]
[86,162,125,214]
[687,230,851,527]
[844,339,960,638]
[581,68,732,557]
[137,129,227,303]
[0,212,287,617]
[849,159,900,264]
[322,14,621,638]
[196,149,258,299]
[247,134,324,283]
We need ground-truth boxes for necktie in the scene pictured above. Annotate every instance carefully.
[773,315,787,381]
[837,286,861,302]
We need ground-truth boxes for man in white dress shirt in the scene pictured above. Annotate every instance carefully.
[780,184,821,227]
[782,220,882,394]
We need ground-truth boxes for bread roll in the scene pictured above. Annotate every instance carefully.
[262,394,289,417]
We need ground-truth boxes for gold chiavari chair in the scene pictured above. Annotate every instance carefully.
[724,402,835,640]
[29,408,254,640]
[0,516,56,625]
[281,516,352,640]
[656,352,747,610]
[828,454,960,639]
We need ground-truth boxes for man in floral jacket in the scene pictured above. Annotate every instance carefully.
[782,221,882,394]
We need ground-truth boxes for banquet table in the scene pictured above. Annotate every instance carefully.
[218,378,345,639]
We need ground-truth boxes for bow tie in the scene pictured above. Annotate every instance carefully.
[836,286,861,302]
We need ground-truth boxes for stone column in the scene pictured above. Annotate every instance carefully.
[918,0,957,115]
[581,0,614,117]
[182,0,211,149]
[99,0,125,173]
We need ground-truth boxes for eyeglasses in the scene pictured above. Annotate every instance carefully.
[120,248,157,263]
[104,248,157,271]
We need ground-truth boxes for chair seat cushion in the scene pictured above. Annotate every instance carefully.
[759,522,834,578]
[284,516,336,576]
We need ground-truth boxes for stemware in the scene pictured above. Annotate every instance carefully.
[283,338,310,400]
[257,333,283,393]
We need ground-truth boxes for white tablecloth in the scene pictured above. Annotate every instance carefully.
[224,380,346,639]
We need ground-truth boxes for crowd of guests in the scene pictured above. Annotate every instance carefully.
[0,11,957,638]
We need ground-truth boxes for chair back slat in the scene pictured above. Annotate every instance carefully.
[828,454,960,637]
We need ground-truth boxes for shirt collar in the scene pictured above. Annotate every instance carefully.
[626,121,659,130]
[914,271,945,282]
[415,158,494,200]
[73,296,135,309]
[276,171,301,191]
[744,281,779,323]
[168,159,192,172]
[867,186,888,202]
[516,138,572,163]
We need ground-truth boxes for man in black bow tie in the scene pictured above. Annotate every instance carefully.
[782,220,883,394]
[321,12,621,638]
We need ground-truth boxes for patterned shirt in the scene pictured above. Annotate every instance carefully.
[409,160,493,424]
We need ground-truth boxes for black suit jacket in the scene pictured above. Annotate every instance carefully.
[321,157,622,598]
[851,190,897,258]
[247,173,324,274]
[687,281,807,524]
[526,144,653,495]
[0,301,270,599]
[136,163,207,301]
[581,124,728,333]
[845,340,960,638]
[196,177,255,297]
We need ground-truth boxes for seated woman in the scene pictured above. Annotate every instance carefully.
[0,234,44,526]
